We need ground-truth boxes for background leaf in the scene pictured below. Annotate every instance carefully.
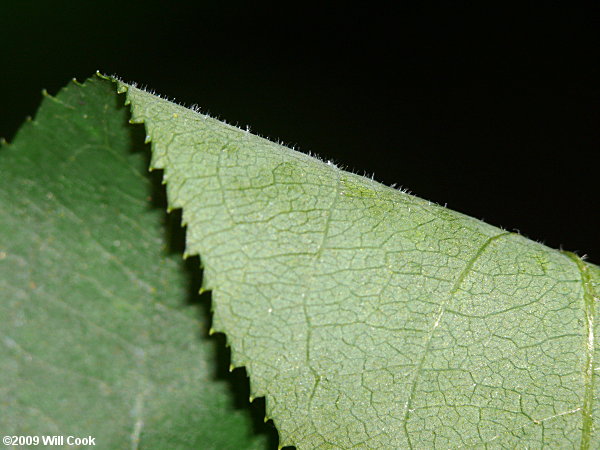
[117,75,600,448]
[0,77,273,449]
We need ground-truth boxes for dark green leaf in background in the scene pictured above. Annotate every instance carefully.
[0,78,270,449]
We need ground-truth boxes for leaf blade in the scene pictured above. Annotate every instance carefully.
[115,74,599,448]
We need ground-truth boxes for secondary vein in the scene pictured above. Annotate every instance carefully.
[402,231,510,448]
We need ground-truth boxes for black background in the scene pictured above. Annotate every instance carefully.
[1,2,598,447]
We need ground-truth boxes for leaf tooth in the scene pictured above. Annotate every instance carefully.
[199,280,213,298]
[165,192,186,212]
[182,247,201,261]
[165,195,184,211]
[179,213,188,227]
[210,310,224,331]
[126,106,145,124]
[226,360,249,401]
[149,149,167,170]
[216,327,271,408]
[262,393,278,424]
[276,428,294,450]
[160,170,171,185]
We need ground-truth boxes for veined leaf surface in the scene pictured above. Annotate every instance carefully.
[2,74,599,448]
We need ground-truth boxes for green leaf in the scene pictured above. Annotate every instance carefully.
[115,75,599,448]
[0,77,270,449]
[2,73,599,449]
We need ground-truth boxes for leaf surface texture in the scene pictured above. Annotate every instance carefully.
[1,74,599,448]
